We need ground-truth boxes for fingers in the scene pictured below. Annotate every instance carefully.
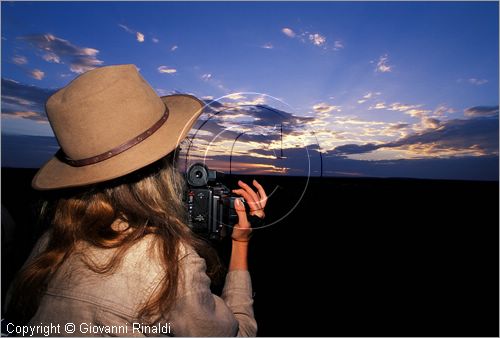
[233,180,267,209]
[237,180,260,204]
[232,179,266,219]
[232,188,262,211]
[252,179,267,207]
[233,198,249,229]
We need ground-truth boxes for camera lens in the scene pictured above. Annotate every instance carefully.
[195,170,203,179]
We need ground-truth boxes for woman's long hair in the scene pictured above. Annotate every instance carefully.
[7,150,222,324]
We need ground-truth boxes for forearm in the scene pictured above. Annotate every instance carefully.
[229,241,249,271]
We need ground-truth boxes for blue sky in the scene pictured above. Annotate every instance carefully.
[1,1,499,180]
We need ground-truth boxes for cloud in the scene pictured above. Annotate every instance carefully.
[1,78,56,122]
[30,69,45,80]
[12,55,27,65]
[369,100,431,119]
[421,117,441,129]
[152,37,159,43]
[119,24,145,43]
[433,105,455,117]
[282,27,340,51]
[42,53,61,63]
[388,123,410,130]
[282,27,296,38]
[171,45,178,51]
[387,103,422,112]
[158,66,177,74]
[330,143,380,155]
[468,78,488,85]
[376,54,392,73]
[201,73,212,81]
[358,92,380,104]
[333,40,344,50]
[18,33,103,73]
[369,102,387,110]
[313,103,341,113]
[330,113,498,157]
[118,24,134,34]
[261,42,273,49]
[464,106,499,118]
[226,93,246,100]
[309,33,326,47]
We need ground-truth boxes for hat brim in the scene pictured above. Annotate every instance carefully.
[32,94,204,190]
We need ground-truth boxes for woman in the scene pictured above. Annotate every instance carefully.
[6,64,266,336]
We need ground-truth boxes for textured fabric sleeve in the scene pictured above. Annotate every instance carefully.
[162,249,257,337]
[221,270,257,337]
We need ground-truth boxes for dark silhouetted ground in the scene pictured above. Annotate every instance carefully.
[2,168,498,336]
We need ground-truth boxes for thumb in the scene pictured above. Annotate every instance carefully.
[234,198,249,228]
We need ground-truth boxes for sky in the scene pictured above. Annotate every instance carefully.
[1,1,499,180]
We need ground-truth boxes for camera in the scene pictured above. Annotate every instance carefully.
[185,162,242,240]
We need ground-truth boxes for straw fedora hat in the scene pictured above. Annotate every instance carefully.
[32,64,204,190]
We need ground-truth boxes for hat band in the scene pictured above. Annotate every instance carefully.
[57,107,170,167]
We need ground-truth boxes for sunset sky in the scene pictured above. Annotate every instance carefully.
[2,1,498,180]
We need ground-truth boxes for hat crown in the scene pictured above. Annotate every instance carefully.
[46,64,165,160]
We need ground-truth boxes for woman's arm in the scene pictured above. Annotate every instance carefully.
[164,180,266,336]
[230,179,267,272]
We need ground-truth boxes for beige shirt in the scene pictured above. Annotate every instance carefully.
[23,232,257,336]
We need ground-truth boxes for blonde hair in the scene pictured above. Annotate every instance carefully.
[7,152,221,324]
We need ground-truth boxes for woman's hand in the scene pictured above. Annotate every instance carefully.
[231,179,267,242]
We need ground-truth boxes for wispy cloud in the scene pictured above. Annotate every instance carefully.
[152,37,159,43]
[158,65,177,74]
[119,24,145,43]
[1,78,56,122]
[333,40,344,50]
[201,73,212,81]
[226,93,246,100]
[468,78,488,85]
[282,27,296,38]
[375,54,392,73]
[313,102,341,113]
[12,55,28,65]
[171,45,178,51]
[30,69,45,80]
[42,53,61,63]
[261,42,273,49]
[118,24,134,34]
[464,106,499,118]
[281,26,342,51]
[357,91,380,104]
[331,111,499,158]
[369,101,428,116]
[18,33,103,73]
[387,103,422,112]
[369,102,387,110]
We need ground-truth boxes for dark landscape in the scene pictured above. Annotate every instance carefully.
[2,168,499,337]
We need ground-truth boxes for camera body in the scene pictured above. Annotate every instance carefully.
[185,163,241,240]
